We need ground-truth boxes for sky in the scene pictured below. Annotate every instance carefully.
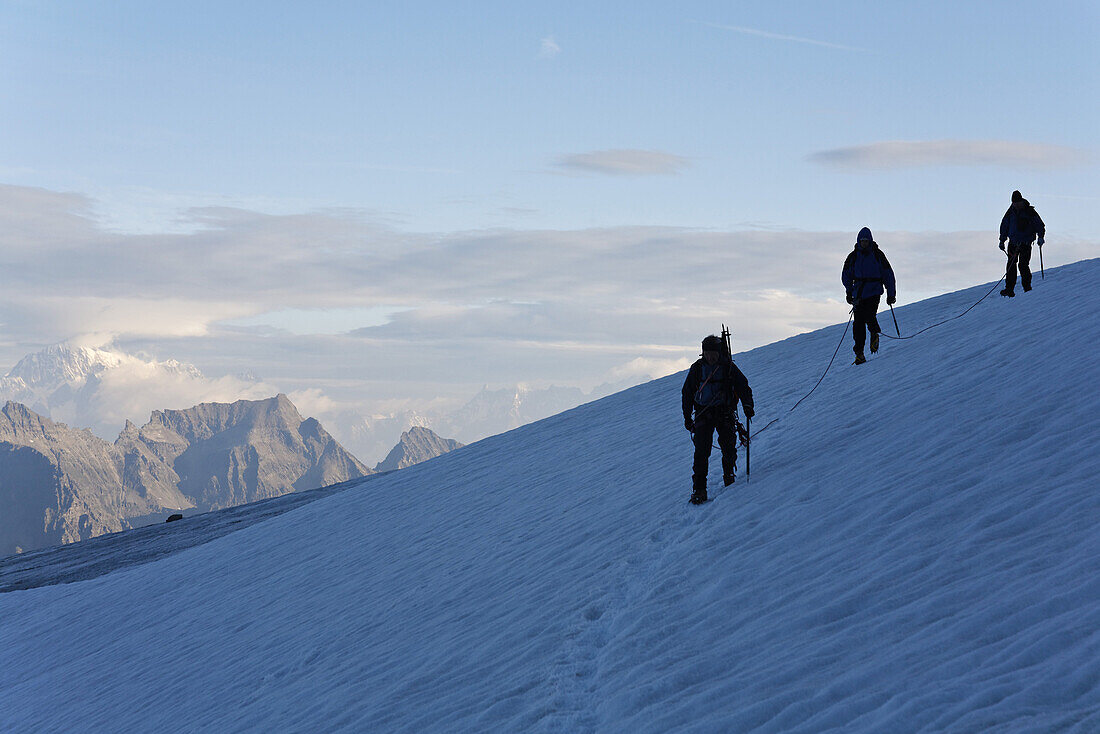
[0,1,1097,423]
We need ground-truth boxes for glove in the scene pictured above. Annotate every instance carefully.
[999,242,1006,252]
[845,293,853,305]
[743,407,754,419]
[887,295,896,305]
[684,417,694,432]
[1037,237,1044,246]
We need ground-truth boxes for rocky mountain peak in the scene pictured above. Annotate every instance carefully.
[375,426,463,472]
[1,395,371,555]
[145,394,303,442]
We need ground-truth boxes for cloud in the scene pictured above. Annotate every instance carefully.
[808,140,1087,170]
[7,297,257,342]
[608,356,694,381]
[540,36,560,58]
[1,344,279,440]
[698,21,863,52]
[0,184,101,248]
[2,183,1097,443]
[285,387,341,419]
[88,368,275,433]
[4,183,1091,355]
[556,149,690,176]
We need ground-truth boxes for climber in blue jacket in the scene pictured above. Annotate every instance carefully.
[842,227,897,365]
[998,190,1045,297]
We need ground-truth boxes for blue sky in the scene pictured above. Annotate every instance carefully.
[3,1,1096,233]
[0,1,1097,430]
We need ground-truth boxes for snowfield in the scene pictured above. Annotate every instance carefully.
[2,259,1098,733]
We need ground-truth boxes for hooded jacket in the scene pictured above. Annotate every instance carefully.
[1000,200,1045,245]
[842,228,896,301]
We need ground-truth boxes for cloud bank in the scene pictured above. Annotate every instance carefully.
[2,183,1095,433]
[556,149,690,176]
[0,343,277,440]
[808,140,1087,170]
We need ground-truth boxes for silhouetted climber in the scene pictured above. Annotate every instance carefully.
[999,190,1045,297]
[842,227,896,365]
[681,335,754,504]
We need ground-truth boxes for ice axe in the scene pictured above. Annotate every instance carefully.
[723,323,750,477]
[1040,243,1045,279]
[745,416,751,478]
[889,301,900,337]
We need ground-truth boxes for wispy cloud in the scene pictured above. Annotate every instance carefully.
[698,21,863,52]
[540,36,560,58]
[808,139,1087,170]
[557,149,690,176]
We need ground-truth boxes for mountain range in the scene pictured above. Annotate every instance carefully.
[0,343,638,465]
[0,343,270,442]
[0,395,378,555]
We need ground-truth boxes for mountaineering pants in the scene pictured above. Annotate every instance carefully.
[692,408,738,490]
[853,295,882,354]
[1006,242,1033,293]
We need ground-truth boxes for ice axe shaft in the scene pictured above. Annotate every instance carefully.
[889,302,900,337]
[745,416,751,478]
[1040,244,1044,279]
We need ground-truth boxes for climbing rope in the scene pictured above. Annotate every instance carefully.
[748,271,1008,440]
[880,276,1005,341]
[748,311,852,439]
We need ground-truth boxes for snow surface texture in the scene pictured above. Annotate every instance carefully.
[2,260,1098,733]
[0,476,377,593]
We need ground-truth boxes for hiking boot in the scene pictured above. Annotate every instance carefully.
[853,352,867,365]
[1023,285,1032,292]
[689,490,709,505]
[723,473,735,487]
[869,331,880,354]
[1000,288,1015,297]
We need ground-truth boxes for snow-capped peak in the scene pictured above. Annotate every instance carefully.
[0,343,265,440]
[4,343,127,388]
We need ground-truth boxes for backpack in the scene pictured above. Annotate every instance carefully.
[694,359,738,409]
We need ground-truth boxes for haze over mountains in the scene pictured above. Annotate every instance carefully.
[0,343,275,444]
[0,342,585,555]
[0,395,371,555]
[0,342,629,465]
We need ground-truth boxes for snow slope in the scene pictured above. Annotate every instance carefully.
[2,260,1098,733]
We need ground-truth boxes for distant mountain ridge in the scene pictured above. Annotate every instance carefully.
[0,343,263,442]
[4,343,124,389]
[123,394,371,510]
[1,343,203,405]
[305,384,614,465]
[0,395,370,555]
[0,342,638,466]
[375,427,463,472]
[432,384,587,445]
